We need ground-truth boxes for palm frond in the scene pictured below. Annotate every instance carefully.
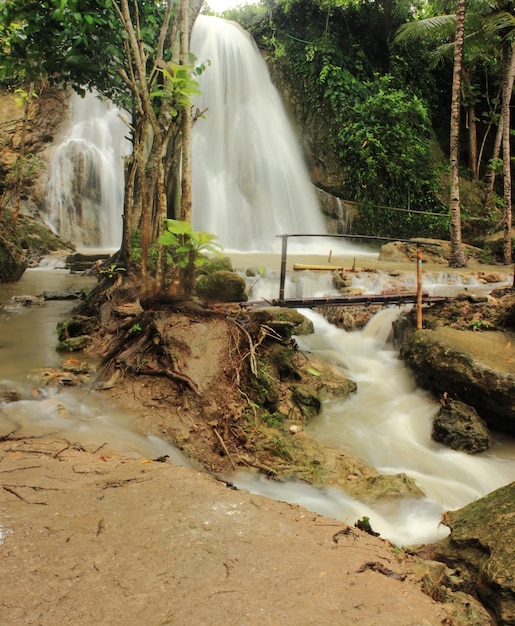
[429,41,455,68]
[483,11,515,37]
[395,15,456,43]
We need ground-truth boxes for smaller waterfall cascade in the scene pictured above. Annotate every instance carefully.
[44,92,131,249]
[190,16,328,252]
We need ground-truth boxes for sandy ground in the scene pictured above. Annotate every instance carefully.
[0,438,452,626]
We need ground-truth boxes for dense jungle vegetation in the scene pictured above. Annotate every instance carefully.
[220,0,514,251]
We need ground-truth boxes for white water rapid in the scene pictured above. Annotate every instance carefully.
[44,92,131,250]
[2,269,514,547]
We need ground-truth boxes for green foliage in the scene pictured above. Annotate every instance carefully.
[236,0,448,238]
[0,0,163,110]
[99,263,126,279]
[157,219,222,269]
[468,318,491,331]
[152,60,206,117]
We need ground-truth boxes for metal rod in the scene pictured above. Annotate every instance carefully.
[279,235,288,303]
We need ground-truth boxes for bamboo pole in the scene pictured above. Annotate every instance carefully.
[416,246,423,330]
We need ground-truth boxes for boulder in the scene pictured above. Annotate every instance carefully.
[291,384,321,419]
[432,399,491,453]
[0,238,26,282]
[425,482,515,626]
[196,270,247,303]
[400,328,515,435]
[484,229,515,263]
[497,292,515,329]
[379,238,483,264]
[42,286,87,301]
[248,307,314,336]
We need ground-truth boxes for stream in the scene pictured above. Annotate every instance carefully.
[1,265,514,548]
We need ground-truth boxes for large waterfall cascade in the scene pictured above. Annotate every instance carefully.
[43,16,344,253]
[190,16,329,252]
[44,93,131,250]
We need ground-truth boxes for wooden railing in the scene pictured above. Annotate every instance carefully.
[274,234,438,330]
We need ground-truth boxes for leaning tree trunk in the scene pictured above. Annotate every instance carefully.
[449,0,467,268]
[484,48,515,213]
[501,40,514,265]
[179,0,195,296]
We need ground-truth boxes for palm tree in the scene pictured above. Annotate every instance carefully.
[484,12,515,264]
[396,3,468,266]
[449,0,468,267]
[396,0,515,265]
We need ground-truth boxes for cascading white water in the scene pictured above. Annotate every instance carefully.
[190,16,329,252]
[44,17,357,255]
[44,92,131,249]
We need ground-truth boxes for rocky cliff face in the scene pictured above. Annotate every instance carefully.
[0,85,69,217]
[0,85,73,281]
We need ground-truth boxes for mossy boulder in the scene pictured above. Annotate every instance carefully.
[400,328,515,435]
[0,236,26,282]
[497,292,515,329]
[196,255,233,276]
[428,482,515,625]
[0,211,74,282]
[56,315,99,352]
[196,270,247,302]
[291,384,322,419]
[248,307,314,337]
[484,229,515,263]
[379,238,483,264]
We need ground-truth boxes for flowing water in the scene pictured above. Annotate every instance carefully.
[1,267,514,547]
[0,270,189,465]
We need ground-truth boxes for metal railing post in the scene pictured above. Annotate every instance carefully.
[279,235,288,303]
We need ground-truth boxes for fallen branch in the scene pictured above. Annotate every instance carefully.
[101,477,152,489]
[2,484,48,505]
[212,427,236,470]
[357,561,407,581]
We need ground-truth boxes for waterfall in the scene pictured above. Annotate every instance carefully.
[44,92,131,250]
[190,16,328,252]
[43,17,351,253]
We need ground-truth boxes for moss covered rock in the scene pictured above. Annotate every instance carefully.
[429,482,515,625]
[400,328,515,435]
[196,270,247,302]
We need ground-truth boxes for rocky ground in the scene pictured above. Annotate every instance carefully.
[0,436,492,626]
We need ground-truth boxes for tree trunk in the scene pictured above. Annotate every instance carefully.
[468,103,478,181]
[180,0,192,225]
[12,83,35,227]
[462,68,478,181]
[449,0,467,268]
[484,49,515,213]
[501,40,514,265]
